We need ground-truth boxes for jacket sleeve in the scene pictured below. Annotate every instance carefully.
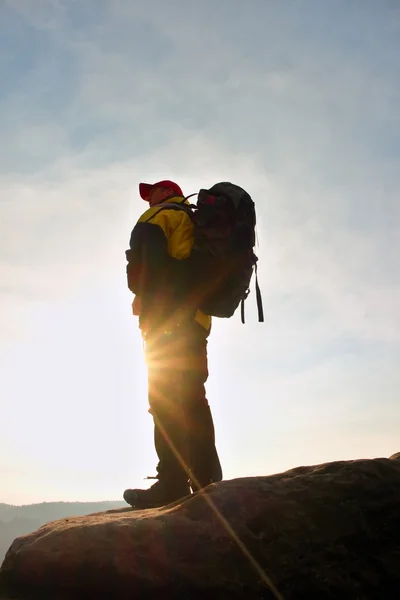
[126,218,194,323]
[126,221,170,296]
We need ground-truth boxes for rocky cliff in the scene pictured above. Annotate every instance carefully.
[1,454,399,599]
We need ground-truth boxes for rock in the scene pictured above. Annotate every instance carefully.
[1,455,400,599]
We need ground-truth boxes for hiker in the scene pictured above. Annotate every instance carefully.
[123,179,223,509]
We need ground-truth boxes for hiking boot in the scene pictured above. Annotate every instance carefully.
[123,478,191,509]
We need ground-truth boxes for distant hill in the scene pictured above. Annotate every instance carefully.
[0,501,125,564]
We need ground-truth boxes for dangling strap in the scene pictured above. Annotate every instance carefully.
[255,263,264,322]
[240,265,264,324]
[241,289,250,324]
[241,297,246,324]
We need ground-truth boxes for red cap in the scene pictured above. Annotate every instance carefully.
[139,180,183,201]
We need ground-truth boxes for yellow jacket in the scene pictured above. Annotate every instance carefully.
[126,197,211,336]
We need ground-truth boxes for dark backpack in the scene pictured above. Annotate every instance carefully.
[149,182,264,323]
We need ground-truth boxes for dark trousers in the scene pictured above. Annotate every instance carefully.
[144,326,222,489]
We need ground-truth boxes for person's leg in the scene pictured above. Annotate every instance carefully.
[123,333,190,508]
[179,329,223,491]
[147,333,190,484]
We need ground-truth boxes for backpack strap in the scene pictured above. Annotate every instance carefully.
[240,263,264,324]
[144,202,194,225]
[254,263,264,322]
[183,193,198,202]
[240,294,248,324]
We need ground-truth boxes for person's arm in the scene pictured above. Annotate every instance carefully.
[126,221,169,295]
[126,217,180,331]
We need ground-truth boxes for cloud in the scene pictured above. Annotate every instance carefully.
[3,0,70,30]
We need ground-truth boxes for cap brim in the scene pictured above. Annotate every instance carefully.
[139,183,153,200]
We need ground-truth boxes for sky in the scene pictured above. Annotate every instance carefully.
[0,0,399,505]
